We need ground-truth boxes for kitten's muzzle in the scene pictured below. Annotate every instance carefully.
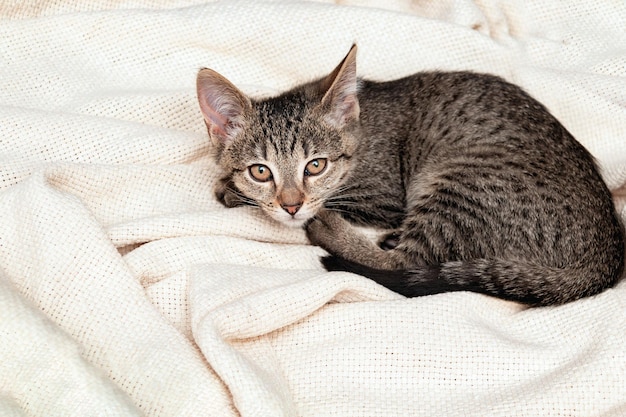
[281,203,302,215]
[278,189,305,216]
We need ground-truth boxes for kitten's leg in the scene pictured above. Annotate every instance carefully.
[379,231,402,250]
[306,211,407,269]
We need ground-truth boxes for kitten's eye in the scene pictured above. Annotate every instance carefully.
[304,158,327,177]
[249,164,273,182]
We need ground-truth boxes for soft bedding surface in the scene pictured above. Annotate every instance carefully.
[1,1,626,416]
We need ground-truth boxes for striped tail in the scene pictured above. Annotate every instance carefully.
[321,255,617,306]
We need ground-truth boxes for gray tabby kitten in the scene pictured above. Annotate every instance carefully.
[196,45,624,306]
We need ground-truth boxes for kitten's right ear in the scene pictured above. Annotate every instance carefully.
[196,68,252,147]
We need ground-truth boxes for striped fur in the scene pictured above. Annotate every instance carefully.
[198,45,625,306]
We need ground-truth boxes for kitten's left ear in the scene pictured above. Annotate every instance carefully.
[196,68,252,147]
[319,44,360,129]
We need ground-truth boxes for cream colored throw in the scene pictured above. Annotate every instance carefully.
[1,1,626,416]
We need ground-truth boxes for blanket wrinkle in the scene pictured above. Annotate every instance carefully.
[0,270,144,417]
[1,1,626,416]
[0,173,234,416]
[189,265,401,417]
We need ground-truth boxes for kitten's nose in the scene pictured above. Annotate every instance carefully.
[279,189,304,216]
[281,203,302,216]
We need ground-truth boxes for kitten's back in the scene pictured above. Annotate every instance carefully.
[316,66,625,305]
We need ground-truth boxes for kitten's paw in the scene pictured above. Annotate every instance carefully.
[308,211,406,270]
[305,211,350,251]
[379,231,402,250]
[306,211,355,253]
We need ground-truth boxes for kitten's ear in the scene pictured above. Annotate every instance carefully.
[196,68,252,147]
[319,44,360,129]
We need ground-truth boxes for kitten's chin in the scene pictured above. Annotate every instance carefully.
[280,217,310,228]
[269,209,316,229]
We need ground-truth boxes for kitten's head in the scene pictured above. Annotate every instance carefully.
[197,45,360,227]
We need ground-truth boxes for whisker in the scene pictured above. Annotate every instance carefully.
[324,207,356,216]
[324,207,371,224]
[324,201,360,208]
[224,186,260,207]
[323,188,389,202]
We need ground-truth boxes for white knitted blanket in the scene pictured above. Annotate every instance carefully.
[1,1,626,416]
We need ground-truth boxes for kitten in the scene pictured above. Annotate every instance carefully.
[196,44,625,306]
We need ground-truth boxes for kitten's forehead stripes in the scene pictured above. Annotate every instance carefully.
[259,141,267,161]
[255,94,309,156]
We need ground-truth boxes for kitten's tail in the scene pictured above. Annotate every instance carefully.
[321,255,618,306]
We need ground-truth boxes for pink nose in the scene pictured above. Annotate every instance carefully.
[281,203,302,216]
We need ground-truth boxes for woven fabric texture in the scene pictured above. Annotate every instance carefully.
[1,1,625,416]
